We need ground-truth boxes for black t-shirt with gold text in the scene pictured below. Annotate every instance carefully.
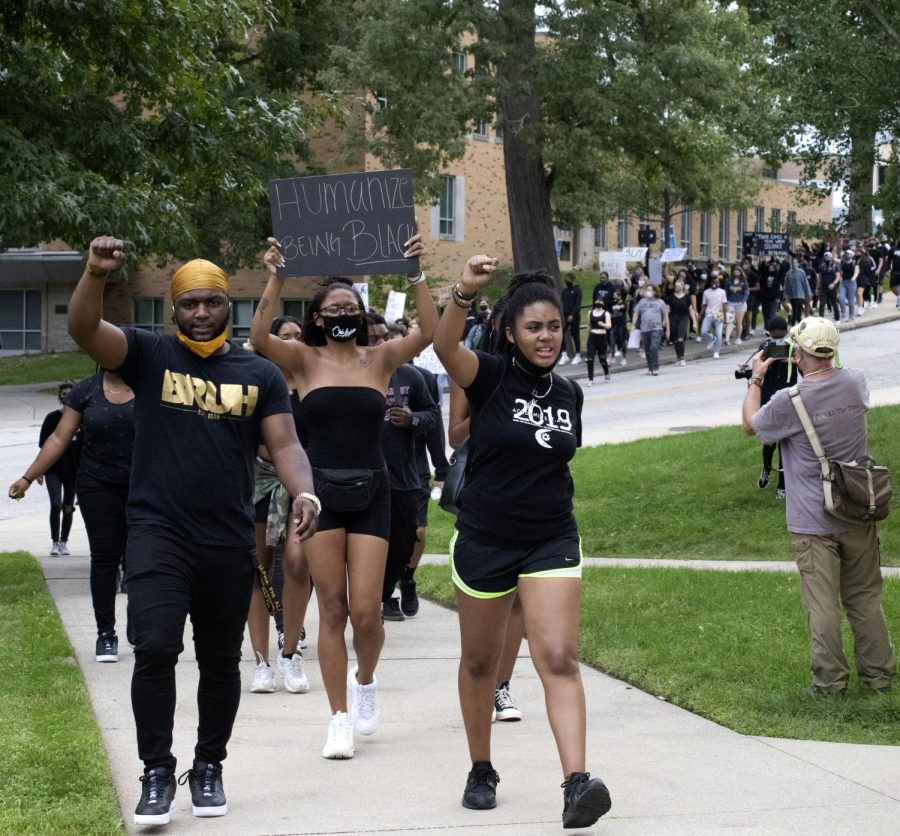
[117,328,291,546]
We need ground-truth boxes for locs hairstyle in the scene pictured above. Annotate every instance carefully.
[302,277,368,347]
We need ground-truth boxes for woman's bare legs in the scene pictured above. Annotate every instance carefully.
[517,577,585,776]
[455,589,515,762]
[347,533,388,684]
[496,592,525,683]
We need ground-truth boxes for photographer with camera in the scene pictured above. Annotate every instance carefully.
[741,316,896,697]
[735,316,796,498]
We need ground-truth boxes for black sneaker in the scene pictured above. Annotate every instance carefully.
[381,597,405,622]
[757,469,770,489]
[462,761,499,810]
[96,631,118,663]
[561,771,611,829]
[134,766,176,826]
[399,578,419,617]
[178,760,227,817]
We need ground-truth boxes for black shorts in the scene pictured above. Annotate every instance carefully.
[416,485,430,528]
[254,495,270,525]
[315,470,391,540]
[450,528,582,598]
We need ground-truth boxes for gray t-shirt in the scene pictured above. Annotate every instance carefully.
[751,368,870,535]
[633,298,669,332]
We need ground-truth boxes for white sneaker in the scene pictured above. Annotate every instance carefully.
[50,541,61,556]
[322,711,354,759]
[735,338,742,345]
[695,335,702,343]
[713,352,720,359]
[613,350,622,358]
[277,652,309,693]
[678,359,686,366]
[558,354,570,366]
[251,655,275,694]
[347,665,379,735]
[570,353,582,365]
[619,357,627,366]
[748,329,756,337]
[585,379,594,387]
[58,541,69,555]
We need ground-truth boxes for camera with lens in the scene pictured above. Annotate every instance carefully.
[734,339,789,380]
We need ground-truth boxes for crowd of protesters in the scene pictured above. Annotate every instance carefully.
[558,234,900,379]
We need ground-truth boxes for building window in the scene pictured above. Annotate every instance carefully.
[787,210,797,228]
[699,212,711,258]
[558,241,572,262]
[231,299,258,343]
[762,168,778,179]
[494,122,503,143]
[680,209,692,253]
[452,51,466,73]
[439,175,456,238]
[639,214,650,231]
[0,289,41,352]
[736,209,747,252]
[616,213,629,249]
[770,208,781,232]
[472,120,488,140]
[282,300,307,321]
[133,298,164,334]
[717,210,730,261]
[755,206,765,231]
[374,91,389,111]
[594,224,607,249]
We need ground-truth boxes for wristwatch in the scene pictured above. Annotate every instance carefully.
[297,492,321,515]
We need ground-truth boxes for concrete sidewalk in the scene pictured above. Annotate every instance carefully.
[26,533,900,835]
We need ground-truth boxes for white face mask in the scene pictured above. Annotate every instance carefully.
[644,290,654,299]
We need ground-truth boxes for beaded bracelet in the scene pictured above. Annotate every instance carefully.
[451,282,476,308]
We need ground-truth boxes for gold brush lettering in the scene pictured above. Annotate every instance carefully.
[160,369,259,417]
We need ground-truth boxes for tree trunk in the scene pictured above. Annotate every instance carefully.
[846,119,876,238]
[497,0,560,282]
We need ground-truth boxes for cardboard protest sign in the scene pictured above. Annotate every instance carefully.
[597,250,627,280]
[353,282,370,311]
[383,290,407,324]
[268,169,419,276]
[660,247,687,263]
[624,246,648,261]
[413,345,446,376]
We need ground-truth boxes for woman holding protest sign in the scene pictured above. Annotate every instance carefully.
[434,256,611,829]
[250,231,434,760]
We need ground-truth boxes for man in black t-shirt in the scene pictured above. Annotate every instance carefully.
[67,235,318,827]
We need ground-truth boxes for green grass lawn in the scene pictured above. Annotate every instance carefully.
[414,563,900,744]
[0,352,96,386]
[0,552,123,834]
[425,403,899,565]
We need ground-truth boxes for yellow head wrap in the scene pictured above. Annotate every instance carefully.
[170,259,231,358]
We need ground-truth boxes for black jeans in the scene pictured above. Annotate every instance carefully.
[789,298,805,325]
[818,286,839,320]
[671,314,690,359]
[77,472,128,635]
[44,471,76,543]
[761,296,781,329]
[586,333,609,380]
[564,316,581,355]
[382,489,418,601]
[126,524,255,772]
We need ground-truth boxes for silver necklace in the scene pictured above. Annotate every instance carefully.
[512,357,554,398]
[104,379,129,394]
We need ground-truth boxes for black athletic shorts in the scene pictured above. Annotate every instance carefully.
[415,485,430,528]
[315,468,391,540]
[450,528,582,598]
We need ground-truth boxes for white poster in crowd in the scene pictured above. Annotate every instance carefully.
[624,246,648,261]
[383,289,406,323]
[413,344,446,375]
[353,282,370,311]
[597,250,627,280]
[660,247,687,263]
[648,254,662,285]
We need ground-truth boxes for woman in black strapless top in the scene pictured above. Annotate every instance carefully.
[250,233,436,760]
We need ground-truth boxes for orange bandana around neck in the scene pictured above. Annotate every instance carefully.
[176,330,228,358]
[171,259,231,358]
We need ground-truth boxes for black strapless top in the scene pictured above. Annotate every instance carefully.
[296,386,386,469]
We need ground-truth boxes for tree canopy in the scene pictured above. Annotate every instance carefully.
[0,0,328,266]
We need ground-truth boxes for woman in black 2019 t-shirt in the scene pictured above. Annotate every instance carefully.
[9,370,134,663]
[434,258,612,829]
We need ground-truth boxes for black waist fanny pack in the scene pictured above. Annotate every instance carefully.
[313,467,384,513]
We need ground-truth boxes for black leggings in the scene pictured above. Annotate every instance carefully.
[44,472,76,543]
[126,523,255,772]
[77,472,128,635]
[586,333,609,381]
[818,286,839,320]
[611,322,628,356]
[762,444,785,489]
[671,314,690,359]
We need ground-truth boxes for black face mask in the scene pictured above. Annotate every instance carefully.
[512,342,559,377]
[322,314,361,342]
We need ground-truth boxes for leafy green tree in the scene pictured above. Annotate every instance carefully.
[745,0,900,237]
[0,0,328,266]
[325,0,777,277]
